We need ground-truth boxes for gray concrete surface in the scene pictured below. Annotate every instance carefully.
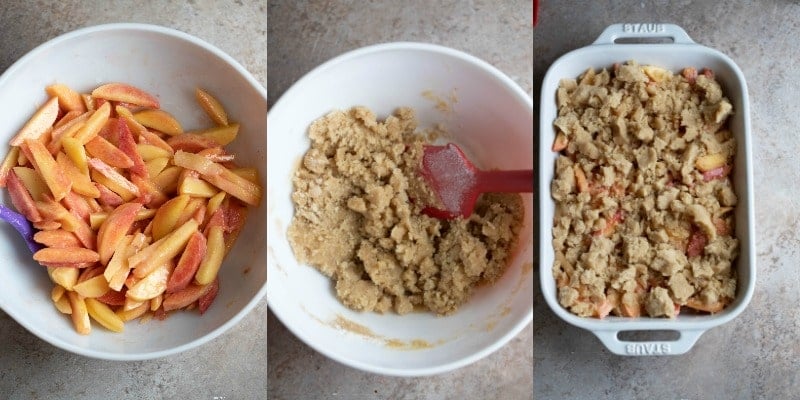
[0,2,267,399]
[267,1,533,399]
[534,1,799,399]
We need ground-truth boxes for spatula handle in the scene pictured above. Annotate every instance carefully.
[475,169,534,193]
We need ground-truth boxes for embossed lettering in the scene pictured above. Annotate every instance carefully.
[625,343,672,355]
[622,23,665,34]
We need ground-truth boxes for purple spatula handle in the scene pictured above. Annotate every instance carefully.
[0,204,42,253]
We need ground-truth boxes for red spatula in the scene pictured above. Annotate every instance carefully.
[420,143,534,219]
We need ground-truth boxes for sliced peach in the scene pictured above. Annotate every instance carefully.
[46,84,86,112]
[552,132,569,152]
[72,101,111,144]
[55,152,99,198]
[10,97,59,146]
[97,202,142,265]
[103,234,134,284]
[116,301,149,322]
[173,150,261,206]
[94,181,124,208]
[73,275,110,298]
[34,220,61,231]
[163,280,213,311]
[136,144,172,161]
[573,165,589,193]
[66,291,91,335]
[6,169,43,222]
[126,260,173,302]
[130,219,199,279]
[114,119,147,177]
[144,157,170,179]
[165,133,219,153]
[232,168,259,184]
[131,174,167,207]
[12,166,48,201]
[33,247,99,265]
[166,231,206,293]
[133,109,183,136]
[88,158,140,200]
[195,224,224,285]
[195,88,228,126]
[85,136,134,169]
[61,137,90,175]
[197,277,219,314]
[137,129,174,154]
[54,110,83,130]
[695,153,726,172]
[151,165,183,195]
[34,229,82,248]
[23,139,72,201]
[85,298,124,332]
[47,112,89,155]
[48,266,79,290]
[206,191,226,220]
[96,288,126,306]
[175,197,206,230]
[179,175,218,197]
[151,194,190,241]
[61,190,92,221]
[92,83,160,109]
[0,146,20,187]
[81,94,94,112]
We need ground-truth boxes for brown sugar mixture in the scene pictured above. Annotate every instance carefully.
[288,106,523,315]
[551,62,739,319]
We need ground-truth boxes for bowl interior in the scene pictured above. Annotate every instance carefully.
[267,43,533,376]
[0,24,268,359]
[538,44,755,333]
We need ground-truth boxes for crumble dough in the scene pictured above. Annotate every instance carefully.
[551,62,739,319]
[288,107,523,315]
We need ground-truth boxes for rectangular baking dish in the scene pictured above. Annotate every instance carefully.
[538,23,756,355]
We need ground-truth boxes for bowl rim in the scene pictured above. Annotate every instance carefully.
[266,41,533,376]
[0,22,268,361]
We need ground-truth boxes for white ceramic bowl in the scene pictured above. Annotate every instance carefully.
[267,42,533,376]
[539,24,755,355]
[0,23,268,360]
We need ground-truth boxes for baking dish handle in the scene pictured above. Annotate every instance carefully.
[592,329,705,356]
[593,23,695,45]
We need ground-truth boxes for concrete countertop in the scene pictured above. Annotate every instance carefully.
[534,1,799,399]
[0,2,267,399]
[267,1,533,399]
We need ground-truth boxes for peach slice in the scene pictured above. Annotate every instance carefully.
[92,83,160,109]
[48,266,79,290]
[94,181,124,208]
[197,277,219,314]
[81,94,94,112]
[12,166,48,201]
[85,136,134,169]
[695,153,726,172]
[6,169,43,222]
[163,280,214,311]
[0,146,20,187]
[54,110,83,130]
[85,298,124,332]
[34,220,61,231]
[167,228,206,294]
[73,101,111,144]
[10,97,59,146]
[61,190,92,221]
[552,132,569,152]
[173,150,261,206]
[88,157,140,200]
[144,157,170,179]
[137,129,175,154]
[23,139,72,201]
[151,165,183,195]
[126,260,173,302]
[33,247,100,265]
[66,291,91,335]
[46,83,86,112]
[130,219,199,279]
[179,175,218,197]
[47,112,90,155]
[133,109,183,136]
[116,301,149,322]
[33,229,82,248]
[232,168,259,184]
[195,224,224,285]
[136,144,173,161]
[96,202,141,265]
[73,275,111,298]
[195,88,228,126]
[151,194,190,241]
[61,137,90,175]
[114,119,147,177]
[165,133,219,153]
[55,152,99,198]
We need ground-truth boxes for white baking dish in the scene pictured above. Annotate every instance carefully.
[539,24,755,355]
